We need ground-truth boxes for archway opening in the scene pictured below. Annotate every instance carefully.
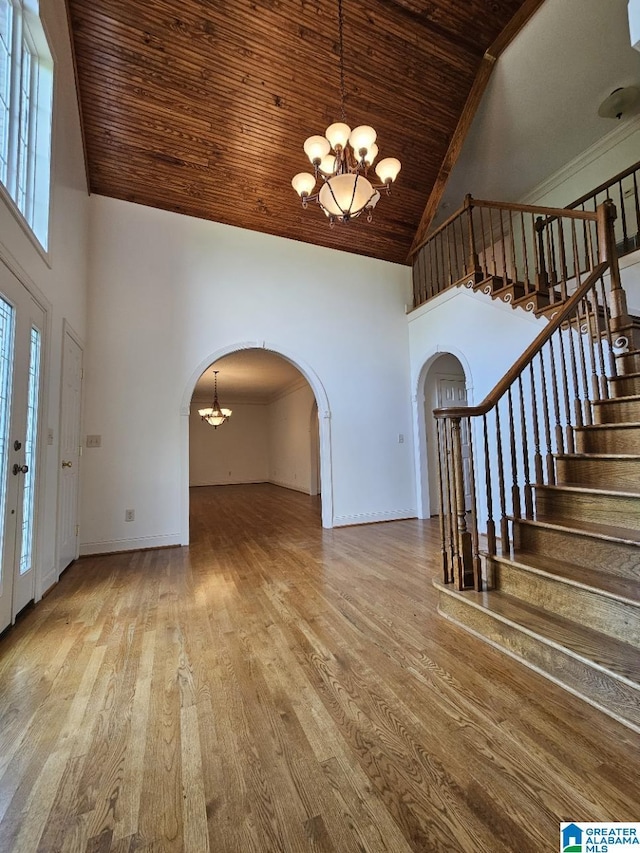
[188,349,324,542]
[421,353,469,517]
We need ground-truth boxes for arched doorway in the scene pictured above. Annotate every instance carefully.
[414,351,471,518]
[180,343,333,543]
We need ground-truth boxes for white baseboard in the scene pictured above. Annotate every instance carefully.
[79,534,181,556]
[268,478,310,495]
[189,478,268,487]
[333,509,417,527]
[38,565,57,599]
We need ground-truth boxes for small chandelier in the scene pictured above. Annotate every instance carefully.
[198,370,232,429]
[291,0,401,225]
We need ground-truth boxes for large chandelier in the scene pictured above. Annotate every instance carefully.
[291,0,401,225]
[199,370,232,429]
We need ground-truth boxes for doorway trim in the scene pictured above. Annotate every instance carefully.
[180,341,333,542]
[412,346,473,519]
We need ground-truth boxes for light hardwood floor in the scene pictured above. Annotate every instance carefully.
[0,484,638,852]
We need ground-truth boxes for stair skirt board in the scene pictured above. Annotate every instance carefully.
[437,584,640,733]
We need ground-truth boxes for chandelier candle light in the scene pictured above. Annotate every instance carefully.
[291,0,401,225]
[199,370,232,429]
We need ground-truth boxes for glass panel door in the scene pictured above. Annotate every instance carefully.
[0,261,44,631]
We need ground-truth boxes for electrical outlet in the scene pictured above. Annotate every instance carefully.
[86,435,102,448]
[47,428,54,446]
[398,433,404,444]
[125,509,135,522]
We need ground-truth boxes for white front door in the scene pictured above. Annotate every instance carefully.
[56,329,83,575]
[437,378,472,511]
[0,262,45,632]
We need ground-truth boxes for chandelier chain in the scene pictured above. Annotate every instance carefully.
[338,0,346,121]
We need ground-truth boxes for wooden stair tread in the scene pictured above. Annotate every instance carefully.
[593,394,640,405]
[576,422,640,431]
[554,453,640,459]
[434,581,640,684]
[535,483,640,499]
[513,515,640,546]
[609,371,640,381]
[497,551,640,607]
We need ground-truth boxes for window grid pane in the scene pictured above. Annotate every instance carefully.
[16,40,30,214]
[19,325,40,576]
[0,1,12,185]
[0,296,15,576]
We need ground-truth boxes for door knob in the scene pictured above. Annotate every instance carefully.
[61,460,73,469]
[12,464,28,475]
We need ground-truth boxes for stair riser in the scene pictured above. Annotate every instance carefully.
[438,589,640,730]
[513,521,640,581]
[593,399,640,424]
[575,427,640,454]
[556,457,640,492]
[536,488,640,531]
[616,352,640,374]
[609,375,640,397]
[491,559,640,648]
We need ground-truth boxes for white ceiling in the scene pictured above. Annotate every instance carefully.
[193,349,306,404]
[435,0,640,221]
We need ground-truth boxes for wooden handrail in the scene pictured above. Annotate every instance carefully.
[434,262,609,419]
[470,198,599,220]
[567,159,640,210]
[411,195,599,258]
[416,201,467,246]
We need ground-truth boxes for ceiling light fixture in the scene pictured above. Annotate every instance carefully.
[199,370,232,428]
[291,0,401,225]
[597,86,640,119]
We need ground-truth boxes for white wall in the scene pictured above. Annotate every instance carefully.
[268,381,316,494]
[189,403,269,486]
[0,0,88,594]
[80,197,415,553]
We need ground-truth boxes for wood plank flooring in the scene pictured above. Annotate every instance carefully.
[0,483,638,852]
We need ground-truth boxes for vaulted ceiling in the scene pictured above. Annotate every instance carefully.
[67,0,533,265]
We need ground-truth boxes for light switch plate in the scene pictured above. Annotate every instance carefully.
[86,434,102,448]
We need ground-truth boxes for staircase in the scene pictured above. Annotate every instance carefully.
[432,200,640,733]
[436,351,640,730]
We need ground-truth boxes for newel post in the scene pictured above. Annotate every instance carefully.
[598,200,631,340]
[450,417,474,589]
[464,194,483,283]
[535,216,549,291]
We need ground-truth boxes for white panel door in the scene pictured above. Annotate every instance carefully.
[57,330,83,575]
[0,263,45,632]
[437,378,472,511]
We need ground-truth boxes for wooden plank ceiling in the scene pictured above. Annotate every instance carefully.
[67,0,528,266]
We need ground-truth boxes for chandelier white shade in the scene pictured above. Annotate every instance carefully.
[292,123,401,224]
[198,370,232,428]
[291,0,401,225]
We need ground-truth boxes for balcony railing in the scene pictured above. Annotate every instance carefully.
[411,196,600,312]
[567,160,640,257]
[412,159,640,313]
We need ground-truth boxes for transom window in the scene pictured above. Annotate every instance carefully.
[0,0,53,251]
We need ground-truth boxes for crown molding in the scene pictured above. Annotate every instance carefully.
[521,114,640,206]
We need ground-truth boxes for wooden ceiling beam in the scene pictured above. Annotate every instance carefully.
[408,0,548,258]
